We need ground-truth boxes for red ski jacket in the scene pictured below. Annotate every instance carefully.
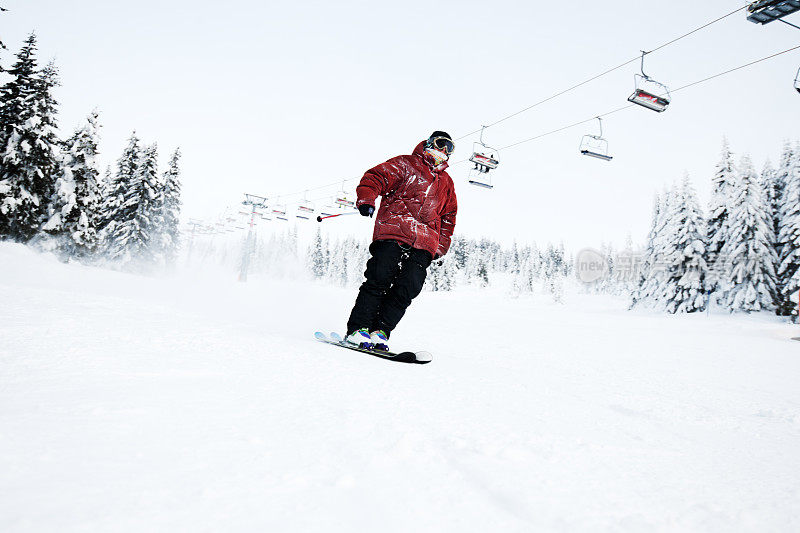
[356,141,458,259]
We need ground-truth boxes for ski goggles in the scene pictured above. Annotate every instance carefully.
[429,136,455,155]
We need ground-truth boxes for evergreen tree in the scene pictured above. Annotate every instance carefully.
[427,258,443,291]
[773,142,793,243]
[720,155,777,312]
[477,259,489,288]
[42,111,102,258]
[761,159,779,240]
[706,138,736,298]
[102,133,142,262]
[425,256,454,291]
[661,175,708,313]
[0,35,61,241]
[450,235,468,273]
[307,227,327,278]
[158,148,182,266]
[132,142,161,264]
[327,238,348,286]
[631,190,672,309]
[616,234,638,296]
[440,257,455,291]
[776,143,800,319]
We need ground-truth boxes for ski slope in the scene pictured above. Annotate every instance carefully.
[1,242,799,532]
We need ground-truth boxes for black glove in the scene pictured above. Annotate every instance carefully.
[358,204,375,218]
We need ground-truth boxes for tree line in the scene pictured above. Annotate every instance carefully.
[306,228,572,301]
[0,33,182,269]
[628,138,799,319]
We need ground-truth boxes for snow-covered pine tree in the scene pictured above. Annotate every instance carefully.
[720,155,778,313]
[0,35,62,242]
[427,258,443,291]
[615,234,638,296]
[510,242,521,275]
[661,174,708,313]
[0,35,37,239]
[761,159,779,239]
[477,259,489,288]
[307,227,327,278]
[134,143,161,265]
[102,133,145,264]
[427,248,456,291]
[631,196,661,308]
[775,143,800,319]
[761,159,778,239]
[540,242,566,302]
[511,244,537,295]
[41,111,102,258]
[705,138,736,301]
[99,138,136,258]
[593,242,618,295]
[448,235,467,276]
[760,159,780,305]
[327,238,348,286]
[341,236,367,286]
[158,148,181,267]
[631,190,673,309]
[439,256,455,291]
[774,142,793,242]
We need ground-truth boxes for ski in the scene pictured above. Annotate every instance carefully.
[314,331,432,364]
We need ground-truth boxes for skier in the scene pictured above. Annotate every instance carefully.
[345,131,458,351]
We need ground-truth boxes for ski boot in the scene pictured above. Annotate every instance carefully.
[370,330,389,351]
[346,328,373,349]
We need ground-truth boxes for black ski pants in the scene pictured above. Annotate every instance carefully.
[346,240,433,338]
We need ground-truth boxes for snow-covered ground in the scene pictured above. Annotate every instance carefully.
[1,242,799,532]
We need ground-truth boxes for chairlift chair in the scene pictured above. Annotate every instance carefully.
[579,117,613,161]
[296,193,315,220]
[468,126,500,189]
[334,182,355,208]
[271,204,288,221]
[628,51,671,112]
[319,197,338,217]
[746,0,800,24]
[334,195,354,208]
[795,67,800,93]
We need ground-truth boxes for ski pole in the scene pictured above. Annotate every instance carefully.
[316,211,359,222]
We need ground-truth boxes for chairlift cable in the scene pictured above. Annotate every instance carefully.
[669,43,800,94]
[455,5,748,141]
[237,5,757,206]
[450,43,800,158]
[647,5,749,54]
[453,56,641,141]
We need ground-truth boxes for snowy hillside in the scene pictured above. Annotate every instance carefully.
[2,243,799,532]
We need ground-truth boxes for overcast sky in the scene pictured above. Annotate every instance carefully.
[3,0,799,248]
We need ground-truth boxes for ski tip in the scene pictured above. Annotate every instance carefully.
[329,332,343,342]
[415,351,433,363]
[314,331,328,341]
